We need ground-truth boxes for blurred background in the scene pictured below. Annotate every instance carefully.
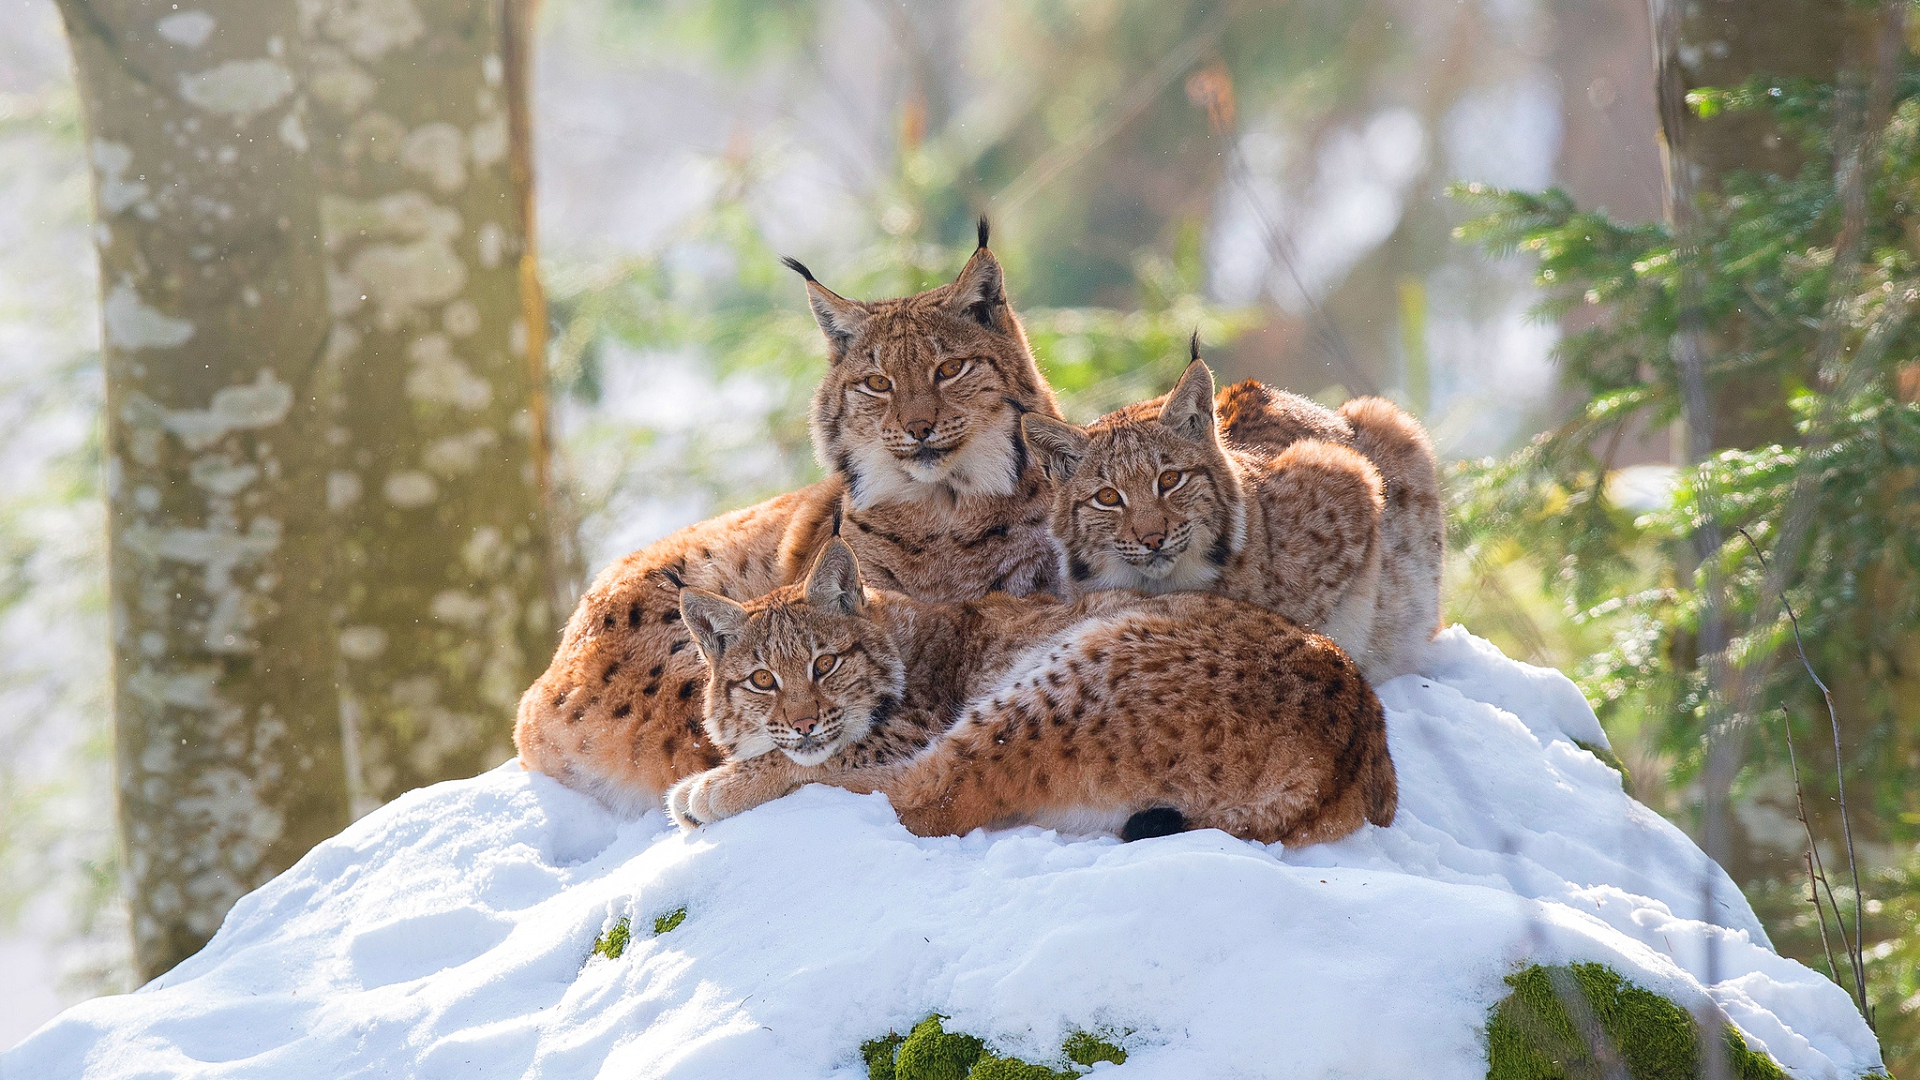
[4,0,1916,1068]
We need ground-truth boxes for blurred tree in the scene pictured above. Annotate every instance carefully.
[58,0,564,979]
[300,0,563,814]
[57,0,349,980]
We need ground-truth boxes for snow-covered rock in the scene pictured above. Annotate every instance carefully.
[2,629,1885,1078]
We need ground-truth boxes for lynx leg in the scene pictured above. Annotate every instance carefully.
[667,758,805,829]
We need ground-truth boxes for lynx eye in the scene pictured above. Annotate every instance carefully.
[934,357,967,381]
[861,374,893,394]
[812,653,839,678]
[1158,469,1183,493]
[747,669,777,692]
[1092,487,1123,508]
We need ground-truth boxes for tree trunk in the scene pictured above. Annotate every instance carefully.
[59,0,350,980]
[1654,0,1860,450]
[299,0,561,814]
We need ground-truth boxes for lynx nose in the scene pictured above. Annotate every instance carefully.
[789,715,820,735]
[1137,531,1166,551]
[903,418,934,442]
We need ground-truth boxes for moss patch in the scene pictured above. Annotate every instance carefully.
[652,907,688,935]
[1062,1031,1126,1067]
[861,1033,907,1080]
[862,1016,1125,1080]
[1487,963,1783,1080]
[1572,740,1630,786]
[590,916,631,960]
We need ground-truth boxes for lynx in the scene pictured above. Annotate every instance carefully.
[665,539,1397,846]
[1022,349,1442,681]
[516,223,1067,811]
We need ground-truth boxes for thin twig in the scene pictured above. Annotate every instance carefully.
[1733,525,1870,1024]
[1802,849,1843,987]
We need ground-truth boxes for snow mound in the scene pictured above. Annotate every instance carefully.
[4,629,1884,1078]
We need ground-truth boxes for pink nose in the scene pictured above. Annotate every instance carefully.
[903,419,934,442]
[1137,532,1165,551]
[789,716,820,735]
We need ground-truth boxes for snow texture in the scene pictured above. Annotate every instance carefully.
[2,628,1884,1078]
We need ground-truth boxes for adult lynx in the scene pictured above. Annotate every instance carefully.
[666,540,1397,846]
[516,223,1067,809]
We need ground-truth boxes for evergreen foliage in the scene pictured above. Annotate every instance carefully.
[1452,55,1920,1062]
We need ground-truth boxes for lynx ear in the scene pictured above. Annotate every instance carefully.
[681,588,749,662]
[782,256,869,362]
[1021,413,1091,483]
[1158,357,1218,444]
[805,538,866,616]
[947,220,1007,331]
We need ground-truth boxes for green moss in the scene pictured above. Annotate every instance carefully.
[652,907,688,935]
[1487,963,1784,1080]
[892,1016,986,1080]
[862,1016,1127,1080]
[862,1033,906,1080]
[1573,740,1631,786]
[966,1055,1078,1080]
[1061,1031,1126,1067]
[590,916,632,960]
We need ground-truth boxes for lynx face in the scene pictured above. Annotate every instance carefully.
[1024,359,1248,594]
[680,541,903,766]
[796,223,1058,510]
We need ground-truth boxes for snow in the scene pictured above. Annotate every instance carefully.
[2,628,1884,1078]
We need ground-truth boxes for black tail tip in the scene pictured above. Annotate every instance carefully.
[779,255,817,283]
[976,215,990,250]
[1121,806,1187,842]
[1189,329,1201,363]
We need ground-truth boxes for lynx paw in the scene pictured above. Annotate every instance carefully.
[665,775,707,830]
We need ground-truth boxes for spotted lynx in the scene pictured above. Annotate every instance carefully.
[666,540,1397,846]
[515,223,1068,810]
[1022,347,1441,681]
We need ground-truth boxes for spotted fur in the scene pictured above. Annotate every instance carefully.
[1022,357,1386,677]
[515,227,1064,809]
[666,539,1396,846]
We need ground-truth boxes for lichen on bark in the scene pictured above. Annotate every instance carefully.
[59,0,352,980]
[302,0,562,814]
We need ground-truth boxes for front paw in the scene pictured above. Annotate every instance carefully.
[666,776,705,830]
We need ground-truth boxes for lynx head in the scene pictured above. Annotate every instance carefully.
[793,219,1060,510]
[679,539,904,766]
[1022,353,1248,595]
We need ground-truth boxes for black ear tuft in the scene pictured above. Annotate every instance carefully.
[779,255,816,283]
[829,501,844,537]
[976,216,990,250]
[1190,329,1201,363]
[647,567,687,591]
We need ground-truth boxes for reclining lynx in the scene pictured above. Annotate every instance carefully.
[666,539,1398,845]
[516,223,1067,810]
[1021,349,1442,680]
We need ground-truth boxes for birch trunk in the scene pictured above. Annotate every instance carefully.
[300,0,560,814]
[58,0,350,980]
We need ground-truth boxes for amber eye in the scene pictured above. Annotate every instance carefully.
[812,653,839,678]
[1158,469,1182,493]
[1093,487,1122,507]
[862,374,893,393]
[748,669,776,691]
[935,358,967,380]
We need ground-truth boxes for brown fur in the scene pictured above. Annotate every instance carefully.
[1027,357,1443,680]
[668,541,1396,846]
[1023,358,1388,673]
[515,230,1064,810]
